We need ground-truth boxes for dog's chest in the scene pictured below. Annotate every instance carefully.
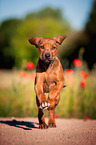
[43,72,56,93]
[45,70,57,85]
[45,60,59,85]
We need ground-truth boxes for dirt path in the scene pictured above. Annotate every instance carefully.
[0,117,96,145]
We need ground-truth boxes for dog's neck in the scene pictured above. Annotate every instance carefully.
[39,58,54,71]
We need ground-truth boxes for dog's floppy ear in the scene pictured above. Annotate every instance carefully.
[53,35,67,45]
[28,37,43,47]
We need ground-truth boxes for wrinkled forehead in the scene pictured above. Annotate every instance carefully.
[40,38,56,46]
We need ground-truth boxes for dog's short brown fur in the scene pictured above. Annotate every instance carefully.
[28,35,67,129]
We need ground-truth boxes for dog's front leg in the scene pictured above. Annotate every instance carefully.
[35,82,47,105]
[35,83,50,109]
[48,80,64,109]
[35,71,50,109]
[35,83,48,129]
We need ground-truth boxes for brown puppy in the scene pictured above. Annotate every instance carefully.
[28,35,67,129]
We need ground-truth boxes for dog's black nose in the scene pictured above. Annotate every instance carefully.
[45,53,50,58]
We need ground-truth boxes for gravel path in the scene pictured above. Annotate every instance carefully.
[0,117,96,145]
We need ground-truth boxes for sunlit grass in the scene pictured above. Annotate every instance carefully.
[56,70,96,119]
[0,68,96,119]
[0,70,37,117]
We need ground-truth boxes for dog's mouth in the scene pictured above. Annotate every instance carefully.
[44,57,53,63]
[45,58,53,62]
[41,58,53,64]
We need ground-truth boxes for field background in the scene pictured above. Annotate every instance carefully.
[0,1,96,119]
[0,66,96,119]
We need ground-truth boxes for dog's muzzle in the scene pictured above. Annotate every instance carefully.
[45,53,50,58]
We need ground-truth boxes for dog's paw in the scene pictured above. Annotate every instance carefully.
[48,120,56,127]
[48,123,56,128]
[40,101,50,110]
[39,123,48,129]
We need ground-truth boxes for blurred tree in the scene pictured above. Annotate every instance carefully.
[0,7,71,69]
[0,19,21,68]
[84,0,96,69]
[59,0,96,69]
[58,30,89,69]
[26,7,63,20]
[11,7,71,68]
[85,0,96,35]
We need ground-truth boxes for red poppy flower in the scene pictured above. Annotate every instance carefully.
[84,116,89,120]
[80,71,88,79]
[80,81,85,89]
[65,69,73,74]
[73,59,82,67]
[26,62,34,69]
[55,114,59,118]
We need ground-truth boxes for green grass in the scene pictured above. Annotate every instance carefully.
[0,81,37,117]
[0,69,96,119]
[56,70,96,119]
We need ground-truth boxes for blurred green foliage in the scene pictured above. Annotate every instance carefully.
[0,7,71,68]
[86,0,96,35]
[0,3,96,69]
[83,0,96,69]
[11,18,70,68]
[26,7,63,20]
[0,19,21,68]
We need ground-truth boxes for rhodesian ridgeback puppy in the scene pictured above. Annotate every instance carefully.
[28,35,67,129]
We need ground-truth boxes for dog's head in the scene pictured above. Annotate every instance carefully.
[28,35,67,63]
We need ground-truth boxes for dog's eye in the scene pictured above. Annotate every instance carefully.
[40,46,44,49]
[52,46,56,50]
